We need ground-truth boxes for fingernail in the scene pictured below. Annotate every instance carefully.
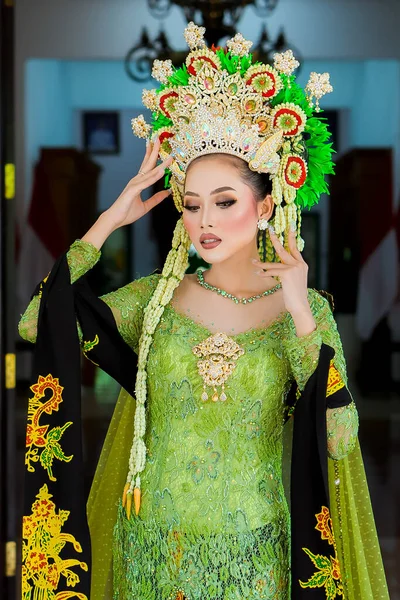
[146,139,149,147]
[268,224,275,234]
[251,258,258,264]
[167,188,172,195]
[290,220,296,232]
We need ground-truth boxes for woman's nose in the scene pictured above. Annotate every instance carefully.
[200,205,214,228]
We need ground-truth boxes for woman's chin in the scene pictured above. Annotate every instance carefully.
[197,250,231,264]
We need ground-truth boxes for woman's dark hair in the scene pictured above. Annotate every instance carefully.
[188,153,273,202]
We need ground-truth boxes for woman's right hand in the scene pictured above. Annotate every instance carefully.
[106,138,173,230]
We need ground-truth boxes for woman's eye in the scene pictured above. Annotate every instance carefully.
[216,200,236,208]
[183,199,236,211]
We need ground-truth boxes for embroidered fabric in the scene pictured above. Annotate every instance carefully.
[18,239,360,600]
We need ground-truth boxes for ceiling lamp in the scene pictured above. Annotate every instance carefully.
[125,0,297,82]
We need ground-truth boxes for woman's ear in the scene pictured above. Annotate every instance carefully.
[257,194,274,221]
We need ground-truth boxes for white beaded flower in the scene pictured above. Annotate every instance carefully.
[142,89,158,111]
[227,33,253,57]
[184,21,206,50]
[131,115,151,138]
[152,59,174,84]
[273,49,300,76]
[305,72,333,111]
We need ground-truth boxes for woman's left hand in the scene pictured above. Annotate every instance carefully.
[252,226,316,333]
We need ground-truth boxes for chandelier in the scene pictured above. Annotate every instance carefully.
[125,0,295,82]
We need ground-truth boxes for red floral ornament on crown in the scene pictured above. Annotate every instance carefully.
[158,129,175,152]
[245,65,282,99]
[271,103,307,137]
[159,90,179,119]
[284,155,307,189]
[186,48,221,76]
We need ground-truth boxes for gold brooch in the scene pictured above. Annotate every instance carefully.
[192,332,245,402]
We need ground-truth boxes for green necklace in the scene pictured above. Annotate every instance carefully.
[196,269,282,305]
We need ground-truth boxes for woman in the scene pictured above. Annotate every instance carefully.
[19,24,389,600]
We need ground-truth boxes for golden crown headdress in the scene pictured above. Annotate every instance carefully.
[131,23,334,251]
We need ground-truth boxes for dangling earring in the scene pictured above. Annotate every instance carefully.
[257,218,269,231]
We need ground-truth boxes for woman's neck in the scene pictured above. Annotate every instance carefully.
[205,247,274,295]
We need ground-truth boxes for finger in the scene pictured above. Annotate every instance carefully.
[255,264,291,271]
[138,139,153,172]
[137,156,173,190]
[141,137,161,173]
[255,264,291,274]
[269,228,296,264]
[252,259,283,269]
[143,189,172,214]
[288,226,305,262]
[255,269,285,278]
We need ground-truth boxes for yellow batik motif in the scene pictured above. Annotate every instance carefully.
[22,484,88,600]
[82,334,99,366]
[25,374,73,481]
[326,360,345,398]
[300,506,344,598]
[37,273,50,299]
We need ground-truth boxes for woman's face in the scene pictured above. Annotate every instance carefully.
[183,155,270,264]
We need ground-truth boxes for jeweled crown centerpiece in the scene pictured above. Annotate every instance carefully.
[131,23,334,250]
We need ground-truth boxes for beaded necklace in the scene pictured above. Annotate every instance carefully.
[196,268,282,305]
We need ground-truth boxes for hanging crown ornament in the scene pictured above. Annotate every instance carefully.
[131,21,335,251]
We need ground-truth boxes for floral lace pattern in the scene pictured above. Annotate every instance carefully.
[326,401,358,461]
[113,502,290,600]
[17,241,360,599]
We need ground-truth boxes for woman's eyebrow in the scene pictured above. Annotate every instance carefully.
[184,186,236,197]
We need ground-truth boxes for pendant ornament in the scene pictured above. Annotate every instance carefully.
[192,332,245,402]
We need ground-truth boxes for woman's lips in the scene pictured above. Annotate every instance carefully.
[199,234,222,249]
[200,239,222,249]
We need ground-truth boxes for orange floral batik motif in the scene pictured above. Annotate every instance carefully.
[326,360,345,398]
[299,506,344,599]
[25,374,73,481]
[22,484,88,600]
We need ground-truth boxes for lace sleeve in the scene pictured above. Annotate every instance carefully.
[18,239,101,343]
[283,289,359,460]
[99,273,161,352]
[282,289,327,391]
[326,401,359,460]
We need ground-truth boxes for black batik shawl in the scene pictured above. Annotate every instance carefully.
[21,252,389,600]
